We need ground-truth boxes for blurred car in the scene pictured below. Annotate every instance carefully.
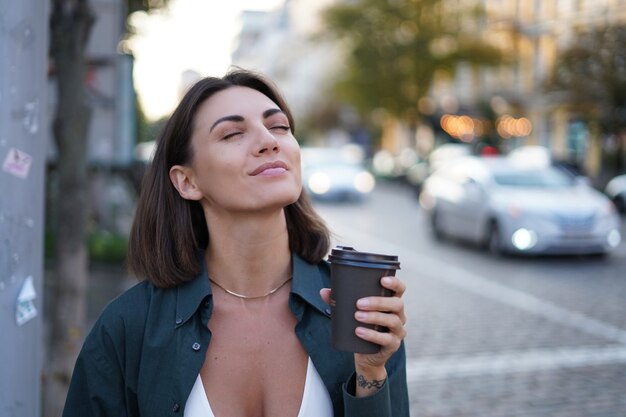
[507,145,551,166]
[419,155,622,255]
[427,143,472,173]
[509,145,591,185]
[605,174,626,213]
[372,148,428,196]
[301,146,375,202]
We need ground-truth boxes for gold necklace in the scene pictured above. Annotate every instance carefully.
[209,277,292,300]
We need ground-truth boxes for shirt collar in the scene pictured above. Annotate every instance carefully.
[291,254,331,316]
[175,252,330,325]
[175,257,212,327]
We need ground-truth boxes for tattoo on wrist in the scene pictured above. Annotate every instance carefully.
[357,374,386,390]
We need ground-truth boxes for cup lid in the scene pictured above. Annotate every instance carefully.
[329,246,400,268]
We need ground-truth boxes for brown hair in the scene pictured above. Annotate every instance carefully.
[128,69,331,288]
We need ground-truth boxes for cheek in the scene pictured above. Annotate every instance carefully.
[290,154,302,184]
[192,151,236,190]
[286,138,301,166]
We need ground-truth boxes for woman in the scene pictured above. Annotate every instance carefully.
[63,69,409,416]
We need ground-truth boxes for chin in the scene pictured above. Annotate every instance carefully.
[271,181,301,204]
[277,191,301,208]
[250,189,301,211]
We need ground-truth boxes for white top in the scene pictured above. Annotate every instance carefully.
[184,357,334,417]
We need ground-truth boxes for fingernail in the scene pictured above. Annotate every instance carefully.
[355,311,367,320]
[357,298,369,308]
[382,277,393,285]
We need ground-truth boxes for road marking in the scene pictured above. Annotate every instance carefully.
[422,261,626,344]
[406,345,626,381]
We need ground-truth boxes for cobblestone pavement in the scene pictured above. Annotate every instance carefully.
[405,258,626,417]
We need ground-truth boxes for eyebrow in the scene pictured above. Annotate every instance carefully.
[263,108,285,119]
[209,108,286,133]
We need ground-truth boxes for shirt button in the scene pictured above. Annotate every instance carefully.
[192,342,201,351]
[325,308,331,316]
[172,403,180,412]
[175,318,182,325]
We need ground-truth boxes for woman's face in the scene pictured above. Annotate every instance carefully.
[172,86,302,214]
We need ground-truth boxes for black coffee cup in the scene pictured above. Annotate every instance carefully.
[328,246,401,353]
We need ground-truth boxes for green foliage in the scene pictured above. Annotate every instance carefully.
[321,0,502,120]
[45,230,128,264]
[88,231,128,263]
[547,24,626,135]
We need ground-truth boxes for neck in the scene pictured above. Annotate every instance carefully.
[204,210,292,295]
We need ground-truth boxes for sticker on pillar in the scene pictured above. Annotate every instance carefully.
[16,275,37,326]
[2,147,33,179]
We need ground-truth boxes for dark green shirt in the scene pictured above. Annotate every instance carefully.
[63,254,409,416]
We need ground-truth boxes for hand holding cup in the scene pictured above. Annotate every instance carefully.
[325,246,405,354]
[320,248,406,397]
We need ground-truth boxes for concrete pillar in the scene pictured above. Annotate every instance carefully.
[0,0,48,416]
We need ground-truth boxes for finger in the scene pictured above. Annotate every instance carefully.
[357,295,404,314]
[319,288,332,305]
[357,296,406,325]
[381,276,406,297]
[355,326,403,352]
[355,311,406,336]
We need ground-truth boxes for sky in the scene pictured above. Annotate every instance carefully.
[128,0,283,121]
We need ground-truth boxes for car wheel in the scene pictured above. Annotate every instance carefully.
[487,221,503,255]
[614,195,626,214]
[431,210,445,241]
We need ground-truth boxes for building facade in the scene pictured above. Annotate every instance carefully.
[452,0,626,177]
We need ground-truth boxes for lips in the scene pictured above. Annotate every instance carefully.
[249,161,288,176]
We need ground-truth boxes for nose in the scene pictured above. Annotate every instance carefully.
[255,127,280,155]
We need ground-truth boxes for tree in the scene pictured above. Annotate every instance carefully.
[547,24,626,172]
[46,1,167,415]
[321,0,502,128]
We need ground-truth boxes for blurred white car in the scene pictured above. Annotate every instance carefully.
[419,156,622,255]
[301,146,375,202]
[605,174,626,213]
[428,143,472,173]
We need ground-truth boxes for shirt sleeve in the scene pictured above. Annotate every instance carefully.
[341,341,410,417]
[342,373,392,416]
[62,315,130,417]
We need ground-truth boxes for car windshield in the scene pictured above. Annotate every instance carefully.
[493,167,575,188]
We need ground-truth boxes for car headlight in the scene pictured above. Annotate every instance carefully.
[511,228,537,250]
[308,172,331,194]
[607,229,621,248]
[354,171,375,193]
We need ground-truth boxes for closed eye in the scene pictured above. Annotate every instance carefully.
[271,125,291,132]
[222,131,243,140]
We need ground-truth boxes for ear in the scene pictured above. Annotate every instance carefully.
[169,165,203,201]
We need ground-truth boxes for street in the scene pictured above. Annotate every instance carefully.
[313,181,626,417]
